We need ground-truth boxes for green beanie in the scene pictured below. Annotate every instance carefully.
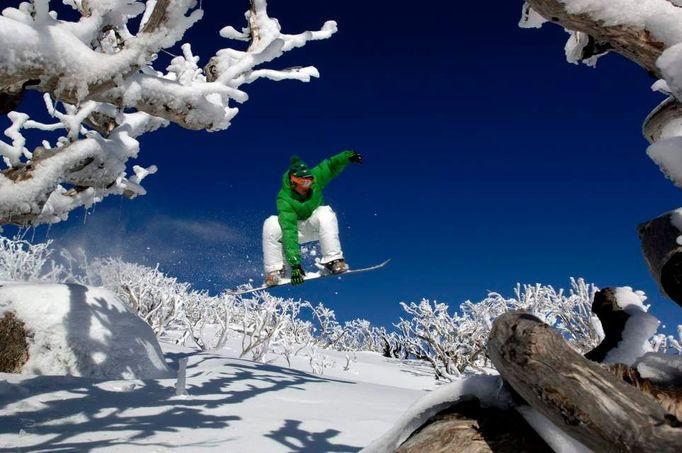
[289,155,312,177]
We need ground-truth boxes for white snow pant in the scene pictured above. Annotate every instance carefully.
[263,206,344,273]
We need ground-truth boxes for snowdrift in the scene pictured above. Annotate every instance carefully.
[0,282,170,379]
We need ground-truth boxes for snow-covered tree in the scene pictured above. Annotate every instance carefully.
[0,0,336,225]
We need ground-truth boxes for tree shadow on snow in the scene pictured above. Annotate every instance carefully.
[0,284,360,451]
[265,419,361,452]
[0,374,241,452]
[0,350,358,451]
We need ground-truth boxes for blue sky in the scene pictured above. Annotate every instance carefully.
[7,1,682,330]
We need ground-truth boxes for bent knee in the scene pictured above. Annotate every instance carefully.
[316,206,336,218]
[263,215,281,236]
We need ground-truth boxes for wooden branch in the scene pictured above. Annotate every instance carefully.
[643,97,682,144]
[4,0,176,105]
[488,312,682,452]
[526,0,665,77]
[585,288,631,362]
[638,210,682,307]
[606,363,682,421]
[397,398,551,453]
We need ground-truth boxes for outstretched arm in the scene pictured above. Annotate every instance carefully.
[312,150,361,188]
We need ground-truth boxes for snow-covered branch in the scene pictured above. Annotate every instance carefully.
[521,0,682,188]
[0,0,337,226]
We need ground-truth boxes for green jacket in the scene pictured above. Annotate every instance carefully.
[277,151,355,266]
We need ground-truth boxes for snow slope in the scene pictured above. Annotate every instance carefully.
[0,339,435,452]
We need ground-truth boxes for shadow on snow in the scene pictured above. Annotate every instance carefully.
[0,285,359,451]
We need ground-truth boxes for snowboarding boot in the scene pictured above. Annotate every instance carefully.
[265,268,285,287]
[324,259,348,275]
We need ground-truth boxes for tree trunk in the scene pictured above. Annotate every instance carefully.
[638,210,682,307]
[488,312,682,452]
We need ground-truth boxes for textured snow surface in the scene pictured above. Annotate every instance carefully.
[0,340,434,452]
[0,282,170,379]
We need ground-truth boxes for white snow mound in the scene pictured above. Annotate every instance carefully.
[0,282,170,379]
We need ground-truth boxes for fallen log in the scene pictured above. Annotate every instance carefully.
[488,312,682,452]
[638,210,682,307]
[396,398,551,453]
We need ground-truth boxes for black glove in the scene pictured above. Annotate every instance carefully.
[349,151,363,164]
[290,265,305,285]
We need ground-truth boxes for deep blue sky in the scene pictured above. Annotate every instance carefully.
[7,1,682,329]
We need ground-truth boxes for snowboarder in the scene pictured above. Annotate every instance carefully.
[262,150,363,286]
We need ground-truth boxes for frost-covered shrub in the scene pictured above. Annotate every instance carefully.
[0,236,65,281]
[395,278,602,381]
[237,292,313,363]
[92,258,190,336]
[652,326,682,355]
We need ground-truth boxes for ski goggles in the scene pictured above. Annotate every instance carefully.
[290,175,314,188]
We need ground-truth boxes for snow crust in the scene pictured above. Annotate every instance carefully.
[0,282,170,379]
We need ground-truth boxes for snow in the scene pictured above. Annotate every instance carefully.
[519,3,547,29]
[516,406,591,453]
[0,282,170,379]
[635,352,682,383]
[0,339,434,452]
[558,0,682,46]
[603,287,659,366]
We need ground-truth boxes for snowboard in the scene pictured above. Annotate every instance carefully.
[225,259,390,296]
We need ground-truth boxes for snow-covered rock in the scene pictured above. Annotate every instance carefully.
[0,282,170,379]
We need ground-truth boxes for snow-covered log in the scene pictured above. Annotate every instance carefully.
[585,287,635,361]
[523,0,670,75]
[638,209,682,307]
[0,0,337,226]
[488,311,682,453]
[521,0,682,187]
[395,398,550,452]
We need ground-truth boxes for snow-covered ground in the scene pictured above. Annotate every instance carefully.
[0,338,437,452]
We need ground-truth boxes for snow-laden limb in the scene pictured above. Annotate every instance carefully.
[0,0,202,101]
[0,101,167,224]
[0,0,337,225]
